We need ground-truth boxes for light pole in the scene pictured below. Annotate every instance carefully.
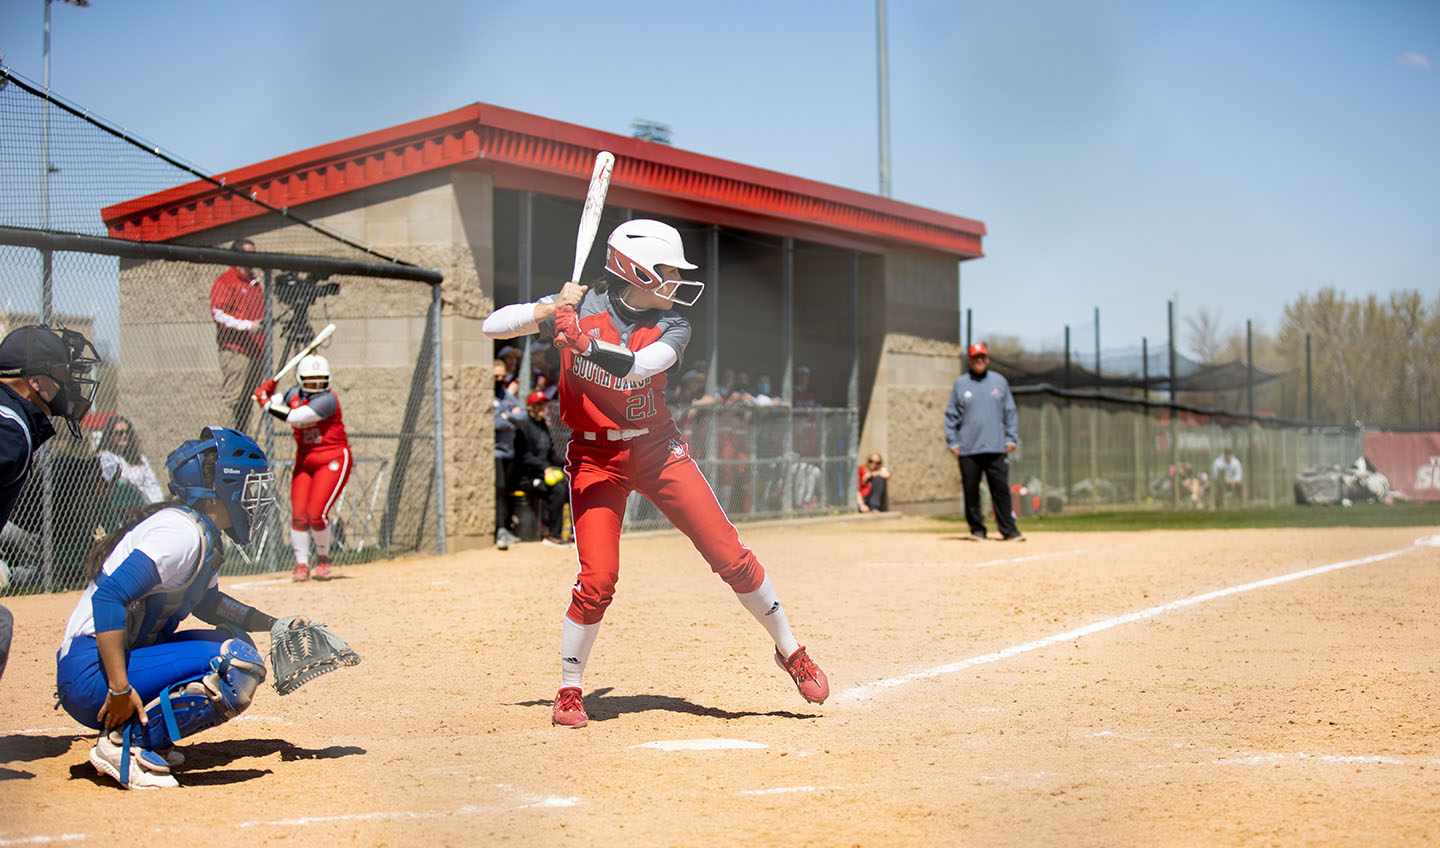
[42,0,90,324]
[876,0,891,197]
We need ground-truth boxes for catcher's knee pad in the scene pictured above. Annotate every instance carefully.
[134,638,267,750]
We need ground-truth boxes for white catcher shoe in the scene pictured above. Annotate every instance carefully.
[89,731,179,790]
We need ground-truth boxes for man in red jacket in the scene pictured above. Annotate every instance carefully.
[210,239,266,430]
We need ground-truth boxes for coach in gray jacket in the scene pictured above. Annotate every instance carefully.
[943,343,1024,541]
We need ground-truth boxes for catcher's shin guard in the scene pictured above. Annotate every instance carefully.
[134,638,267,750]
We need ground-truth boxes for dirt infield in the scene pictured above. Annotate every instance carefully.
[2,516,1437,846]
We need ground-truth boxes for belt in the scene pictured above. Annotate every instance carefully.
[580,428,650,442]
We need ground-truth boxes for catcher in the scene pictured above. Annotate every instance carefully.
[54,427,358,790]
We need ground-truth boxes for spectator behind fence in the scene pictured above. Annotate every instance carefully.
[96,416,165,504]
[498,344,522,386]
[493,359,523,550]
[0,324,100,682]
[512,390,569,547]
[858,453,891,513]
[1172,461,1209,509]
[944,342,1024,541]
[793,365,818,407]
[1212,448,1243,508]
[210,238,266,431]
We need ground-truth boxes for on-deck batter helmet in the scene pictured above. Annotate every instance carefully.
[604,219,704,306]
[526,390,548,406]
[166,426,276,545]
[297,354,330,392]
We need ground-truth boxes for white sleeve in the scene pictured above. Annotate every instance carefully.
[132,511,206,589]
[482,302,543,338]
[212,307,256,332]
[286,406,324,427]
[627,341,679,380]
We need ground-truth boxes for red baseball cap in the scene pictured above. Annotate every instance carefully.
[526,390,548,405]
[967,343,988,358]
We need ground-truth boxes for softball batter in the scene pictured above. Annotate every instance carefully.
[483,219,828,727]
[255,354,352,581]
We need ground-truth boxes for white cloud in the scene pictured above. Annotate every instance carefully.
[1396,52,1430,70]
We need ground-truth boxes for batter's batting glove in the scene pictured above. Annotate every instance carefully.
[553,306,592,355]
[253,378,278,406]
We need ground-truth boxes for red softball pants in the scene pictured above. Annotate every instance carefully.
[563,426,766,624]
[290,445,352,531]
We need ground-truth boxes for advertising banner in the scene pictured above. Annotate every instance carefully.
[1363,431,1440,501]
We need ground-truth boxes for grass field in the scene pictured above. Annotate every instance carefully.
[934,501,1440,532]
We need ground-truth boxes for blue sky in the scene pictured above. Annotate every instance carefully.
[2,0,1435,354]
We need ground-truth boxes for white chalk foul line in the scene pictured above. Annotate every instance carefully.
[839,538,1432,703]
[0,836,87,846]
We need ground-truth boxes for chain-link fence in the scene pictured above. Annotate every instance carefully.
[1007,387,1363,515]
[536,403,858,531]
[0,66,444,597]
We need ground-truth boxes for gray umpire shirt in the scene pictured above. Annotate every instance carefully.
[943,370,1018,456]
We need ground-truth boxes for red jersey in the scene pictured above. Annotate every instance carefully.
[280,387,349,452]
[209,266,265,357]
[542,289,690,435]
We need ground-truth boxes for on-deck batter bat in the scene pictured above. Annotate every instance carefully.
[271,322,336,383]
[571,151,616,284]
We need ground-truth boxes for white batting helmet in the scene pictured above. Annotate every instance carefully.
[297,354,330,392]
[604,219,705,306]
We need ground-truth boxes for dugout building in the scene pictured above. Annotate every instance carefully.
[104,103,986,549]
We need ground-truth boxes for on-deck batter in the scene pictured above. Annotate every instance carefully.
[482,219,828,727]
[255,354,352,582]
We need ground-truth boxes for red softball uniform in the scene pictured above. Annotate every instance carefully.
[208,266,265,357]
[545,289,765,624]
[280,387,352,532]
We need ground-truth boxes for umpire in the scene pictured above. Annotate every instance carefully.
[944,342,1024,541]
[0,324,100,682]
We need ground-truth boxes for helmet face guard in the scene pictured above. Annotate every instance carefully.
[603,220,704,307]
[605,247,705,306]
[297,354,330,393]
[54,328,101,437]
[166,426,276,545]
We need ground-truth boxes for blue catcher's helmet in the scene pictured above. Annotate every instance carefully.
[166,426,275,544]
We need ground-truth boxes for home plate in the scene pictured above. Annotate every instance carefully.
[631,739,768,751]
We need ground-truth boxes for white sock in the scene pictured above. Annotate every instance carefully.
[560,615,600,689]
[290,529,310,565]
[312,525,333,559]
[735,577,800,658]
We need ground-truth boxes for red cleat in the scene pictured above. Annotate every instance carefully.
[552,687,588,728]
[291,563,310,582]
[775,646,829,704]
[313,556,332,580]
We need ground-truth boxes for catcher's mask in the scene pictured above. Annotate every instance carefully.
[604,219,704,307]
[297,354,330,393]
[0,324,101,438]
[166,426,275,545]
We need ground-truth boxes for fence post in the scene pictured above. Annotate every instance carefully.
[431,282,446,554]
[1132,404,1143,506]
[1038,394,1049,514]
[1266,428,1277,507]
[1089,397,1099,510]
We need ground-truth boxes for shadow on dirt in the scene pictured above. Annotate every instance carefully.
[65,737,366,788]
[0,732,86,765]
[516,687,821,722]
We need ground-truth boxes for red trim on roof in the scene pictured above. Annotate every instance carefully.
[102,103,985,258]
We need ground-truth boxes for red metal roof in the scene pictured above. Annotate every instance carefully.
[102,103,985,258]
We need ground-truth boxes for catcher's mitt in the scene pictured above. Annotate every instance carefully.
[269,616,361,695]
